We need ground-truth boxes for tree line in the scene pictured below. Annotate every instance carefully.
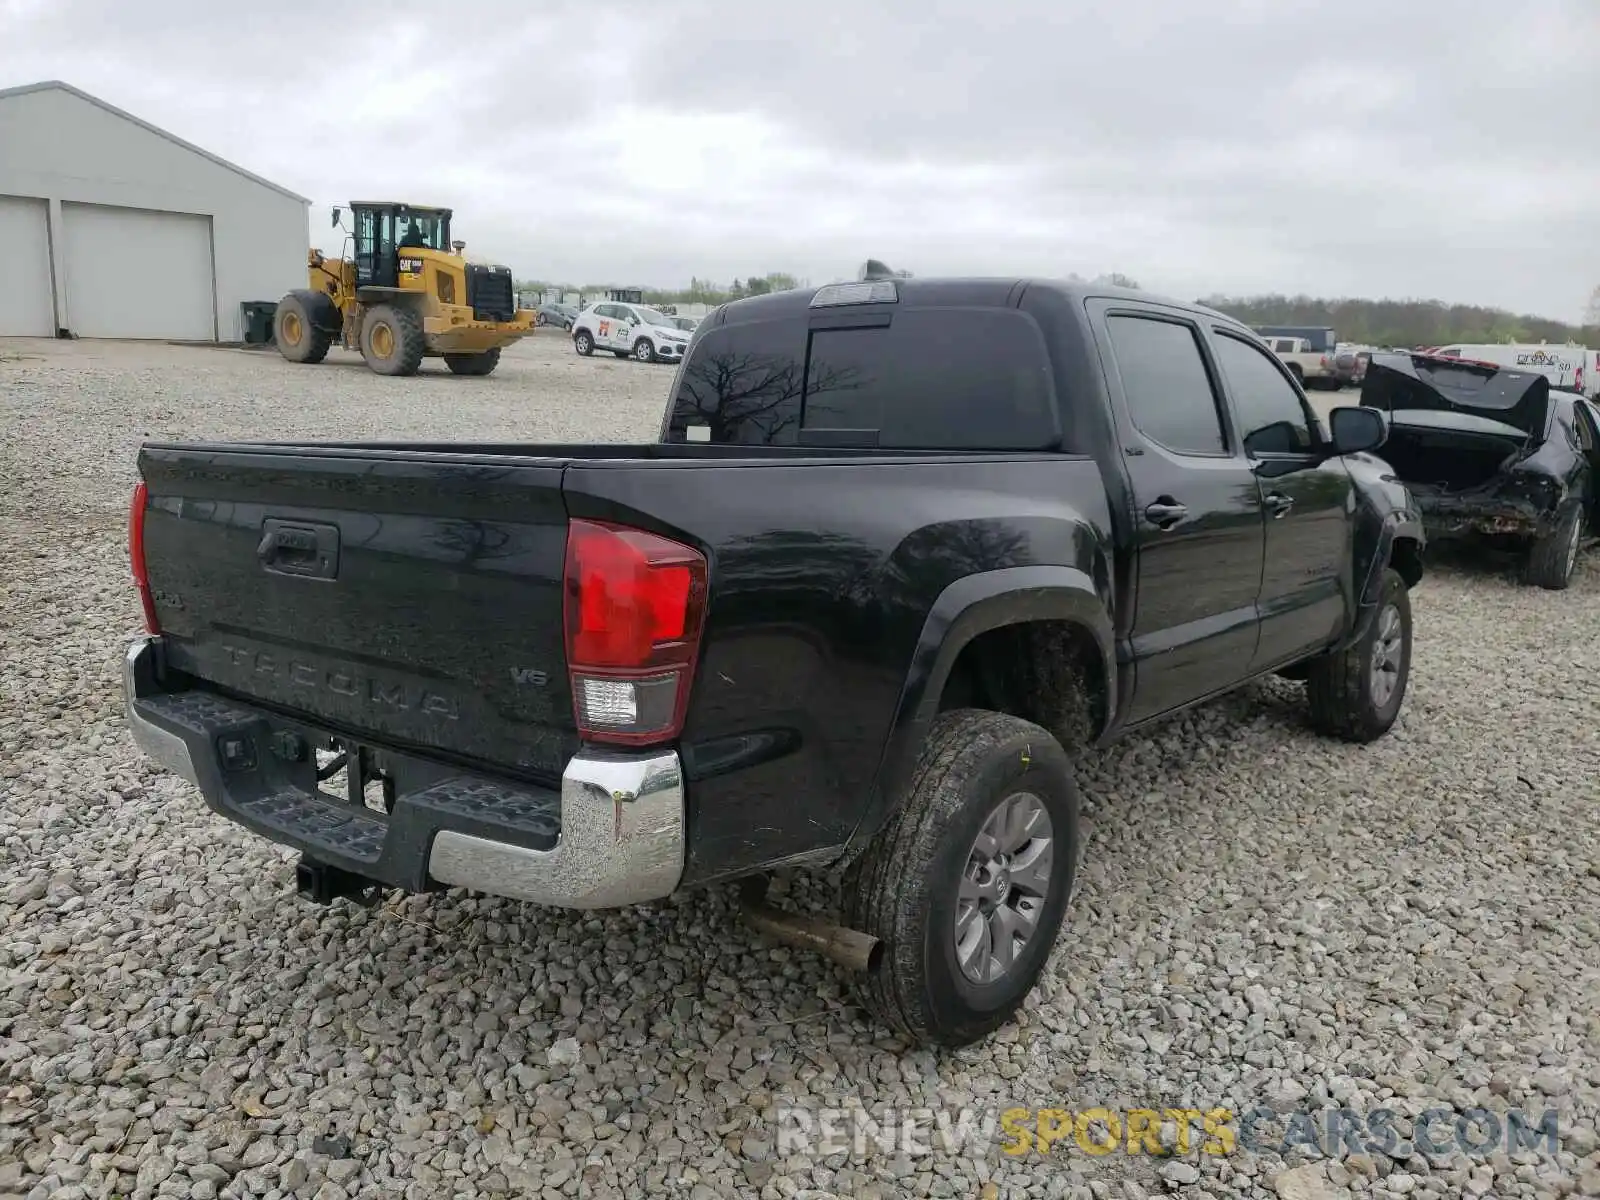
[517,270,1600,348]
[1198,291,1599,349]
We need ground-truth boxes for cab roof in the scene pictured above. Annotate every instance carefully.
[347,201,453,214]
[711,277,1241,327]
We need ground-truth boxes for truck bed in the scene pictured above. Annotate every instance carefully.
[137,439,1115,880]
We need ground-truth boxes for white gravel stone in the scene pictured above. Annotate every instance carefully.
[2,336,1597,1200]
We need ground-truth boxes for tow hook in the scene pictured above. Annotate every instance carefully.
[295,857,386,908]
[738,876,883,972]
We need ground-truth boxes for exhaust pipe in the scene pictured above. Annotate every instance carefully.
[738,877,883,973]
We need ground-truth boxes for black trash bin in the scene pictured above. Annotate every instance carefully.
[241,301,279,345]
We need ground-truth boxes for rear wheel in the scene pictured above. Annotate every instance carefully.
[360,305,425,376]
[1287,362,1305,387]
[1305,567,1411,742]
[274,295,332,365]
[444,348,501,377]
[1524,504,1584,590]
[842,709,1080,1047]
[573,330,594,356]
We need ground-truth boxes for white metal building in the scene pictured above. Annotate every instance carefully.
[0,80,309,342]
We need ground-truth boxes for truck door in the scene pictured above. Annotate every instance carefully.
[1091,303,1267,722]
[1208,326,1356,670]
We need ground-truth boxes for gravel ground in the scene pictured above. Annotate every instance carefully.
[1,334,1597,1200]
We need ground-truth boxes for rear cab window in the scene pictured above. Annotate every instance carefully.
[662,295,1062,451]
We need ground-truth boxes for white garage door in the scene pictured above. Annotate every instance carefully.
[61,203,215,340]
[0,196,55,337]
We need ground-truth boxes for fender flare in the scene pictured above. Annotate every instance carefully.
[283,288,343,333]
[1342,509,1424,650]
[848,565,1116,851]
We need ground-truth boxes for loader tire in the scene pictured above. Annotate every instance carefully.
[444,349,501,377]
[360,305,425,377]
[274,295,333,364]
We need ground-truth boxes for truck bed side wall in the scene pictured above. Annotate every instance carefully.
[563,457,1115,885]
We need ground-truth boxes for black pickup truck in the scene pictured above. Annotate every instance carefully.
[125,278,1424,1046]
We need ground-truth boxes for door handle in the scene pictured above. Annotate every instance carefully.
[1143,499,1189,529]
[1264,492,1295,518]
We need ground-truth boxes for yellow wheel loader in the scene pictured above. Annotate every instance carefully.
[273,202,535,377]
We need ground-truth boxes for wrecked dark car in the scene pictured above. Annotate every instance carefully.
[1361,351,1598,589]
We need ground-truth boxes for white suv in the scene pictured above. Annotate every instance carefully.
[571,302,692,364]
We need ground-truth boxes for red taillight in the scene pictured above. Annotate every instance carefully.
[1320,355,1329,368]
[563,518,706,746]
[129,481,160,634]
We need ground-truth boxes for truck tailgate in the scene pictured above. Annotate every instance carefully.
[137,445,578,781]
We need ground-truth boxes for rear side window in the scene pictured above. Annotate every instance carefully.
[664,307,1059,450]
[1105,315,1228,455]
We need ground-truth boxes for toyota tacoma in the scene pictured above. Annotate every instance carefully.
[125,277,1425,1046]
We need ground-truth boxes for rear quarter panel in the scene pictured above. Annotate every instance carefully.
[562,456,1114,884]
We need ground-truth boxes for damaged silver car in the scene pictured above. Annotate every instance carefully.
[1361,351,1598,590]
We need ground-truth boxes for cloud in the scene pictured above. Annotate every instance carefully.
[3,0,1597,319]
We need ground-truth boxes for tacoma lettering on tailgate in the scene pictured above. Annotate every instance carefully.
[219,645,460,720]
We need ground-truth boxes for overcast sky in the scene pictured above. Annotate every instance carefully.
[4,0,1597,320]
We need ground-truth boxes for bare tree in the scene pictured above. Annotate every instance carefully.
[670,351,864,445]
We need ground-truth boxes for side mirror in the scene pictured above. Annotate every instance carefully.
[331,207,341,227]
[1328,406,1387,456]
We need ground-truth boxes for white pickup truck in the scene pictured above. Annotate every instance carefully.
[570,301,692,364]
[1261,335,1338,390]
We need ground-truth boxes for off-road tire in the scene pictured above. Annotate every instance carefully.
[1306,567,1411,742]
[573,330,595,356]
[444,348,501,377]
[360,305,425,376]
[1524,504,1584,590]
[841,709,1080,1047]
[633,338,656,363]
[274,295,333,364]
